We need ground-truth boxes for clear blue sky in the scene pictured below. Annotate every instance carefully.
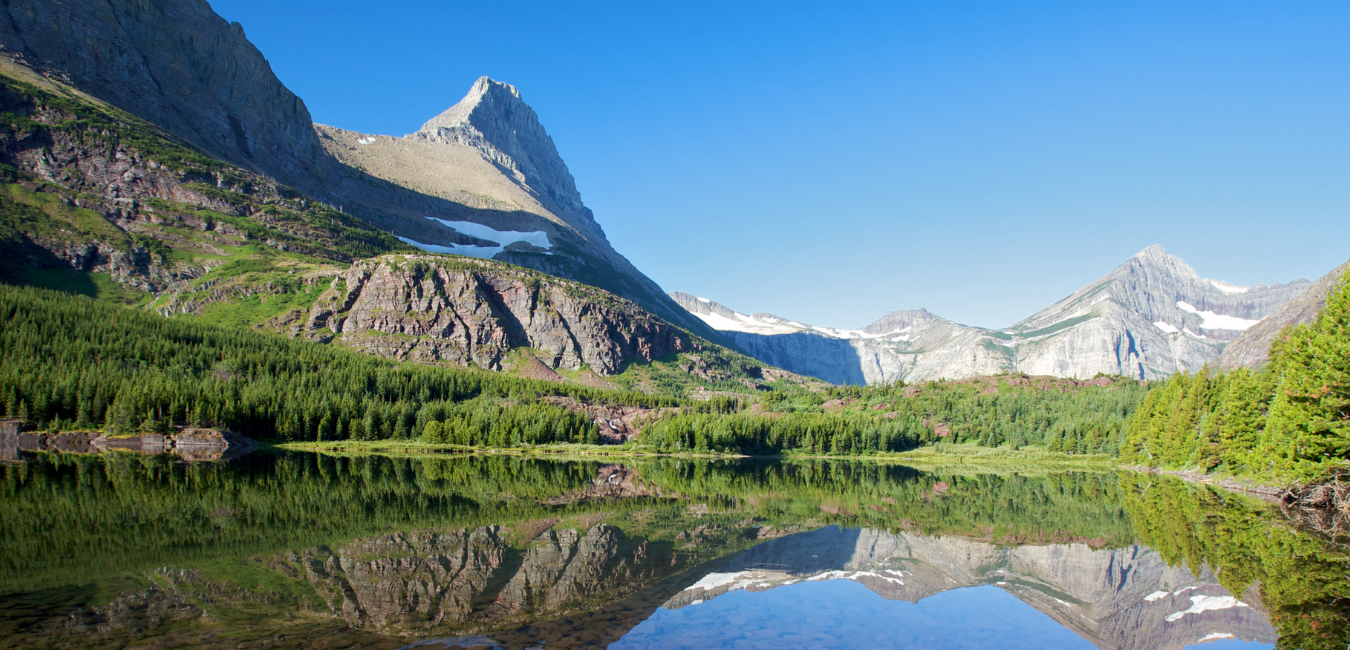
[211,1,1350,329]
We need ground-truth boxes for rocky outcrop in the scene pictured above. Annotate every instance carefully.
[0,0,322,185]
[677,246,1310,383]
[0,423,256,462]
[1217,259,1349,369]
[667,525,1277,650]
[301,255,691,375]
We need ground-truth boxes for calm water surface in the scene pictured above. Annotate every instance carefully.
[1,451,1346,649]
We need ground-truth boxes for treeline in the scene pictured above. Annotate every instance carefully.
[0,284,678,443]
[642,377,1147,456]
[641,411,928,454]
[1122,268,1350,482]
[1,451,610,593]
[3,451,1137,595]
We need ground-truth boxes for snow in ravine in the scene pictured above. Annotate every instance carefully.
[1164,595,1249,623]
[397,219,553,260]
[1176,301,1262,330]
[1152,322,1181,335]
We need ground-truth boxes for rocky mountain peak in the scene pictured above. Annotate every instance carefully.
[412,77,594,230]
[1127,244,1200,281]
[861,308,944,335]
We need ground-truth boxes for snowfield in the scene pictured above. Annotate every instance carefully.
[397,218,552,259]
[1176,301,1261,331]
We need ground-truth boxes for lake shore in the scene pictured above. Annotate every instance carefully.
[268,439,1118,467]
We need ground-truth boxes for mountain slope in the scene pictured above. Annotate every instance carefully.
[312,77,721,340]
[0,64,772,395]
[1216,259,1349,370]
[1006,245,1306,379]
[0,0,722,344]
[678,246,1310,384]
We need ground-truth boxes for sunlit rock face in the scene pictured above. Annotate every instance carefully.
[676,245,1312,384]
[297,256,689,374]
[664,526,1277,650]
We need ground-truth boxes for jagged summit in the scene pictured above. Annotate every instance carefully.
[417,76,524,133]
[411,76,594,229]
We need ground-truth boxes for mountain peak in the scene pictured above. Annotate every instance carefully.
[418,77,524,134]
[411,76,594,231]
[1133,244,1170,260]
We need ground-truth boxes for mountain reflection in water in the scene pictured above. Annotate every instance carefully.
[0,452,1343,649]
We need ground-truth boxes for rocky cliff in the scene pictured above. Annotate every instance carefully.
[666,525,1276,650]
[677,246,1311,384]
[295,255,691,375]
[1217,259,1349,370]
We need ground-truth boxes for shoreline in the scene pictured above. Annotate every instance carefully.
[267,440,1118,467]
[1118,464,1289,502]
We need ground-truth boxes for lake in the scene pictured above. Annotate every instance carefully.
[1,451,1345,649]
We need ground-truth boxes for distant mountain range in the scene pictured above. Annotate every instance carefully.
[675,246,1344,383]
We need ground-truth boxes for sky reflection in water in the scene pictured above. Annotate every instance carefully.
[615,582,1097,650]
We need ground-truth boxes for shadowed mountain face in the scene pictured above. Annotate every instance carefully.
[0,0,322,184]
[676,246,1313,384]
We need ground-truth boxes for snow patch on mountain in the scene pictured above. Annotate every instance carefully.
[397,219,552,260]
[1211,280,1250,295]
[1164,595,1249,622]
[1176,301,1261,330]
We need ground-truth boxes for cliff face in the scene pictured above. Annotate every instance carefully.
[300,256,691,375]
[676,246,1310,384]
[0,0,321,185]
[1217,259,1349,370]
[666,525,1276,650]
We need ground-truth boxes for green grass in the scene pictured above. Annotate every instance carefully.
[1014,313,1098,340]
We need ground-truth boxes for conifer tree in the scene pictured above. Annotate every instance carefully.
[1262,269,1350,479]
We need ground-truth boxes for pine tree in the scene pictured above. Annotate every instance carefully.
[1262,269,1350,479]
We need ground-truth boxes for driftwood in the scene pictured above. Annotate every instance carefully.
[1281,471,1350,542]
